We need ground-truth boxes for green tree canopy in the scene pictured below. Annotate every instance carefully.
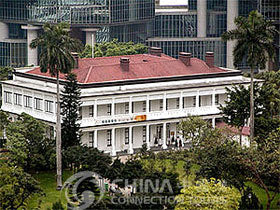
[30,22,83,188]
[61,73,81,149]
[175,178,241,210]
[181,116,280,210]
[222,10,279,140]
[79,39,148,58]
[220,83,280,140]
[5,113,55,171]
[0,163,42,210]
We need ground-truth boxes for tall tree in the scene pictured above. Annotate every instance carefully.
[222,10,278,140]
[61,73,81,149]
[30,22,83,189]
[220,83,280,140]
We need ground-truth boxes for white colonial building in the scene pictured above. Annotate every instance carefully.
[1,48,251,156]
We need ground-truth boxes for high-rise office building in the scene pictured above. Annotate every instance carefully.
[0,0,279,69]
[0,0,155,67]
[149,0,279,69]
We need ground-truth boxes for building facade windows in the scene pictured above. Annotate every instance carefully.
[125,128,129,145]
[4,91,12,104]
[107,130,112,146]
[45,100,54,113]
[142,101,146,112]
[89,131,94,148]
[199,95,212,107]
[215,94,219,106]
[159,99,163,110]
[107,104,112,115]
[143,126,147,143]
[23,95,32,108]
[183,96,196,108]
[34,98,43,110]
[89,105,94,117]
[125,102,129,114]
[14,93,22,106]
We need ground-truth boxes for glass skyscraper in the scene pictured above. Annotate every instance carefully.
[0,0,155,67]
[0,0,279,69]
[148,0,279,69]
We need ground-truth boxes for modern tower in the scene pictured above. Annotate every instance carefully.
[0,0,155,67]
[0,0,279,70]
[148,0,279,69]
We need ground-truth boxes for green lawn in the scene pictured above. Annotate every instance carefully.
[27,170,73,210]
[25,164,280,210]
[246,181,280,210]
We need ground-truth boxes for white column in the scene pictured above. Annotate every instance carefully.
[163,93,167,111]
[94,100,98,118]
[111,128,116,156]
[212,118,216,128]
[146,124,150,150]
[129,97,133,114]
[196,91,200,108]
[146,95,150,113]
[128,126,134,154]
[162,123,167,149]
[82,28,99,58]
[227,0,239,69]
[180,92,183,110]
[0,22,9,41]
[112,98,115,116]
[197,0,207,37]
[94,130,98,148]
[212,90,216,107]
[22,25,40,66]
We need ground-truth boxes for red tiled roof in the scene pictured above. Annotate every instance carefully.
[216,122,250,136]
[26,54,228,84]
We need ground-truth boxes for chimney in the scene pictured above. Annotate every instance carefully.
[179,52,192,66]
[71,52,79,68]
[120,57,130,71]
[149,47,162,57]
[205,52,214,68]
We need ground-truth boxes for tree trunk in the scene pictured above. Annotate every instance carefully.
[56,72,62,190]
[266,198,271,210]
[250,68,254,140]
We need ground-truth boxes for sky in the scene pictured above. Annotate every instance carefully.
[160,0,188,6]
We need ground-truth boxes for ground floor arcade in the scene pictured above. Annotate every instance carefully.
[81,117,219,156]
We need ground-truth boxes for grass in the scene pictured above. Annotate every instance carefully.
[26,170,73,210]
[25,163,280,210]
[246,181,280,210]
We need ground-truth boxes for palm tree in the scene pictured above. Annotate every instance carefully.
[222,10,278,140]
[30,22,83,189]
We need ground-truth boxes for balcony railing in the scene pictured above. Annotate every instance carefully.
[80,106,220,127]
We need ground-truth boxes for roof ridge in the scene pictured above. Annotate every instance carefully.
[82,59,178,68]
[84,66,93,83]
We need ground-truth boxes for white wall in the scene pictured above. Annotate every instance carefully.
[167,98,179,110]
[115,103,127,115]
[200,95,212,106]
[150,99,162,112]
[97,130,109,152]
[184,96,196,108]
[133,101,145,113]
[115,128,129,152]
[97,104,111,117]
[133,126,144,149]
